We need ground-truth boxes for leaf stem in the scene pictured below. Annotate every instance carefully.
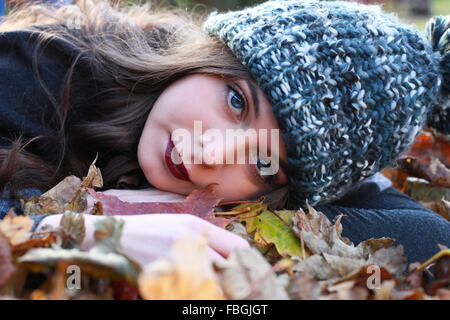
[414,249,450,271]
[214,207,251,216]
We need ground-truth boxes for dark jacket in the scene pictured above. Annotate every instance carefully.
[0,29,449,265]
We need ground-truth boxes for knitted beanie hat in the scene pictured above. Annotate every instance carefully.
[202,0,450,210]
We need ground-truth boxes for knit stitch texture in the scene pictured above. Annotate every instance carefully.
[203,0,449,209]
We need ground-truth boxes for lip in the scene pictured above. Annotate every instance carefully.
[165,135,191,182]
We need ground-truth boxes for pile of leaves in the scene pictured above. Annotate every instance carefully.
[381,129,450,221]
[0,130,449,300]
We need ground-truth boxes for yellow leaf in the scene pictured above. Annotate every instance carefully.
[138,235,224,300]
[234,202,306,258]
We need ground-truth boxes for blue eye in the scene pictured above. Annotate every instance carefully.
[227,85,247,117]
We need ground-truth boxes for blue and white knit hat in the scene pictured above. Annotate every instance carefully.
[203,0,450,210]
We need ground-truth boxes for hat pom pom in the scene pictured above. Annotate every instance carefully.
[425,15,450,136]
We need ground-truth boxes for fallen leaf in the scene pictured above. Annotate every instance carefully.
[216,247,289,300]
[138,235,223,300]
[0,233,15,286]
[396,156,450,188]
[326,280,369,300]
[59,212,86,249]
[111,280,140,300]
[80,154,103,189]
[235,202,306,258]
[20,157,103,215]
[286,272,323,300]
[367,246,407,278]
[406,130,450,168]
[405,180,450,207]
[380,166,409,193]
[292,203,395,259]
[11,234,58,257]
[290,203,406,282]
[292,254,365,281]
[18,217,141,285]
[0,214,33,246]
[88,183,232,228]
[41,176,82,206]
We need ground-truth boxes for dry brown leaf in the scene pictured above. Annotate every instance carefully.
[0,214,33,246]
[20,157,103,216]
[41,176,82,206]
[0,233,15,286]
[396,156,450,188]
[293,203,396,259]
[138,235,223,300]
[11,234,58,257]
[326,280,369,300]
[59,212,86,249]
[286,272,323,300]
[80,154,103,189]
[367,246,407,278]
[216,247,289,300]
[289,203,406,286]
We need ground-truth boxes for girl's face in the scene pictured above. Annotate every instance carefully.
[137,74,289,202]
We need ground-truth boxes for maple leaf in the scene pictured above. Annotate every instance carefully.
[288,202,406,281]
[87,183,232,228]
[138,235,223,300]
[293,202,396,258]
[233,201,306,258]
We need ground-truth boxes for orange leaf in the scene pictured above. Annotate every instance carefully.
[0,213,33,246]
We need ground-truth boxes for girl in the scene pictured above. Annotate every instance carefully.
[0,0,448,267]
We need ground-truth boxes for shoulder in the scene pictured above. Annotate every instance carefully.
[0,27,90,146]
[328,172,431,211]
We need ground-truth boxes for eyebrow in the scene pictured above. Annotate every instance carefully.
[245,79,260,120]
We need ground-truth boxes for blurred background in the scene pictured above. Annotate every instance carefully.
[1,0,449,30]
[160,0,448,31]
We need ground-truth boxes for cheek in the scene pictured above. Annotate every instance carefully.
[204,167,265,202]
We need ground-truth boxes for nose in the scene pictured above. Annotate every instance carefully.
[197,129,259,168]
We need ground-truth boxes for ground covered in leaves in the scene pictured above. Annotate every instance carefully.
[0,130,449,300]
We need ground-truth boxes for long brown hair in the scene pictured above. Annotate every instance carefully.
[0,0,254,199]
